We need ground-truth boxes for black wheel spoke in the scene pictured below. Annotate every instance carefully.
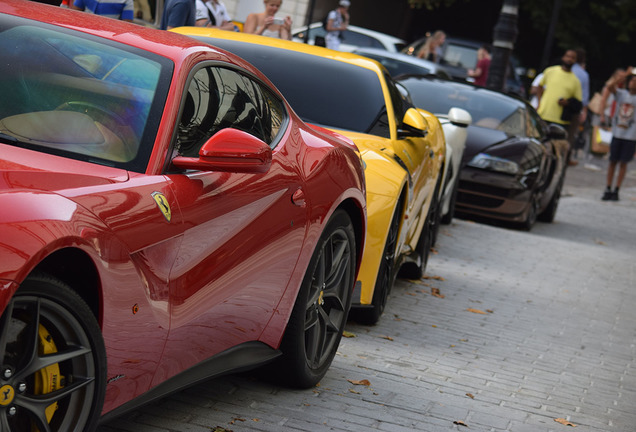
[17,345,91,381]
[17,375,94,410]
[0,412,11,432]
[0,299,14,357]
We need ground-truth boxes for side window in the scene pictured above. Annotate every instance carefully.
[177,66,285,157]
[526,107,544,139]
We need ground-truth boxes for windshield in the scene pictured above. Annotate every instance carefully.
[194,37,391,138]
[0,14,172,172]
[400,77,527,136]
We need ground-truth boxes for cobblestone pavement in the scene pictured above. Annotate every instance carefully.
[98,155,636,432]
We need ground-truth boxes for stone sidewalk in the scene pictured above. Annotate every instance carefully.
[98,156,636,432]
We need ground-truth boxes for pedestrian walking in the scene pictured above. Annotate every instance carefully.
[536,49,583,164]
[599,67,636,201]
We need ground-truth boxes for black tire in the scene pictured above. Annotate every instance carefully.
[538,177,563,223]
[398,193,437,280]
[520,196,538,231]
[353,202,401,325]
[274,209,356,388]
[0,273,106,432]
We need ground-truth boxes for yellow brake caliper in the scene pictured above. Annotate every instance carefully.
[34,324,65,426]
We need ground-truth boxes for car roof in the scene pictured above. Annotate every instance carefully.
[174,27,387,75]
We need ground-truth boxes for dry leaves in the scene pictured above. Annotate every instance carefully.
[431,287,445,298]
[466,308,487,314]
[423,275,445,281]
[466,393,474,399]
[554,418,577,427]
[347,379,371,386]
[342,331,356,338]
[453,420,469,427]
[380,335,394,341]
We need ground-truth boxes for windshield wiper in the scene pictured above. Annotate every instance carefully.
[0,132,18,144]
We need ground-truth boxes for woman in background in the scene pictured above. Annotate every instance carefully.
[244,0,292,40]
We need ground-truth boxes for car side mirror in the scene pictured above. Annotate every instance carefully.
[172,128,272,173]
[547,123,567,140]
[448,107,472,127]
[398,107,429,138]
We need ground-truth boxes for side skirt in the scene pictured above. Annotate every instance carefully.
[99,341,281,424]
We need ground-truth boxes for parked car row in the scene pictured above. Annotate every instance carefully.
[0,2,569,431]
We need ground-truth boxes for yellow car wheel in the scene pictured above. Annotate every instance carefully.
[351,201,402,325]
[0,274,106,431]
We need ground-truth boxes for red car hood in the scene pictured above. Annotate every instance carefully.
[0,144,129,193]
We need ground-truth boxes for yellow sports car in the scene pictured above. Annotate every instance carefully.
[171,28,446,324]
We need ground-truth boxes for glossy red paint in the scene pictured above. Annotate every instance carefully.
[0,1,366,423]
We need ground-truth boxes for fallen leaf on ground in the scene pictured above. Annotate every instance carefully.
[380,335,394,341]
[348,379,371,386]
[453,420,469,427]
[594,238,606,245]
[423,275,445,281]
[252,418,260,422]
[431,287,445,298]
[431,324,437,328]
[467,308,487,314]
[554,418,577,427]
[466,393,474,399]
[349,389,360,394]
[407,292,417,296]
[486,309,494,313]
[342,331,356,338]
[430,247,438,254]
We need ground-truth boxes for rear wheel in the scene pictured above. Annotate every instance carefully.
[398,193,437,280]
[273,210,356,388]
[0,274,106,432]
[354,203,401,325]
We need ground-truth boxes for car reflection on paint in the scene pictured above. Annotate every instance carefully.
[0,2,367,430]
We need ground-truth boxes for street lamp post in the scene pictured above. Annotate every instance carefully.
[486,0,519,92]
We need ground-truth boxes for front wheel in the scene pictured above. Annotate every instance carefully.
[273,210,356,388]
[538,177,563,223]
[0,274,106,432]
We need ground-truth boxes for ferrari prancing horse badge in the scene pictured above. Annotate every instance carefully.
[151,192,171,222]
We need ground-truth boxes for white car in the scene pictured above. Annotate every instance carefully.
[434,108,472,225]
[292,23,406,52]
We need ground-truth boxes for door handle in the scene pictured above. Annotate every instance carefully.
[292,187,306,207]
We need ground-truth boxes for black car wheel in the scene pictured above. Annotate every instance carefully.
[354,202,401,325]
[274,210,356,388]
[0,274,106,432]
[398,193,437,280]
[538,177,563,223]
[521,196,538,231]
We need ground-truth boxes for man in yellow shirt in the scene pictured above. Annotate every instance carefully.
[536,49,582,165]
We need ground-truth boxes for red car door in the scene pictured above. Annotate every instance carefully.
[153,65,309,383]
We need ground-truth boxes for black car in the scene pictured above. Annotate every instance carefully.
[398,75,569,230]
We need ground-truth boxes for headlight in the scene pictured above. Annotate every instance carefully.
[467,153,519,175]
